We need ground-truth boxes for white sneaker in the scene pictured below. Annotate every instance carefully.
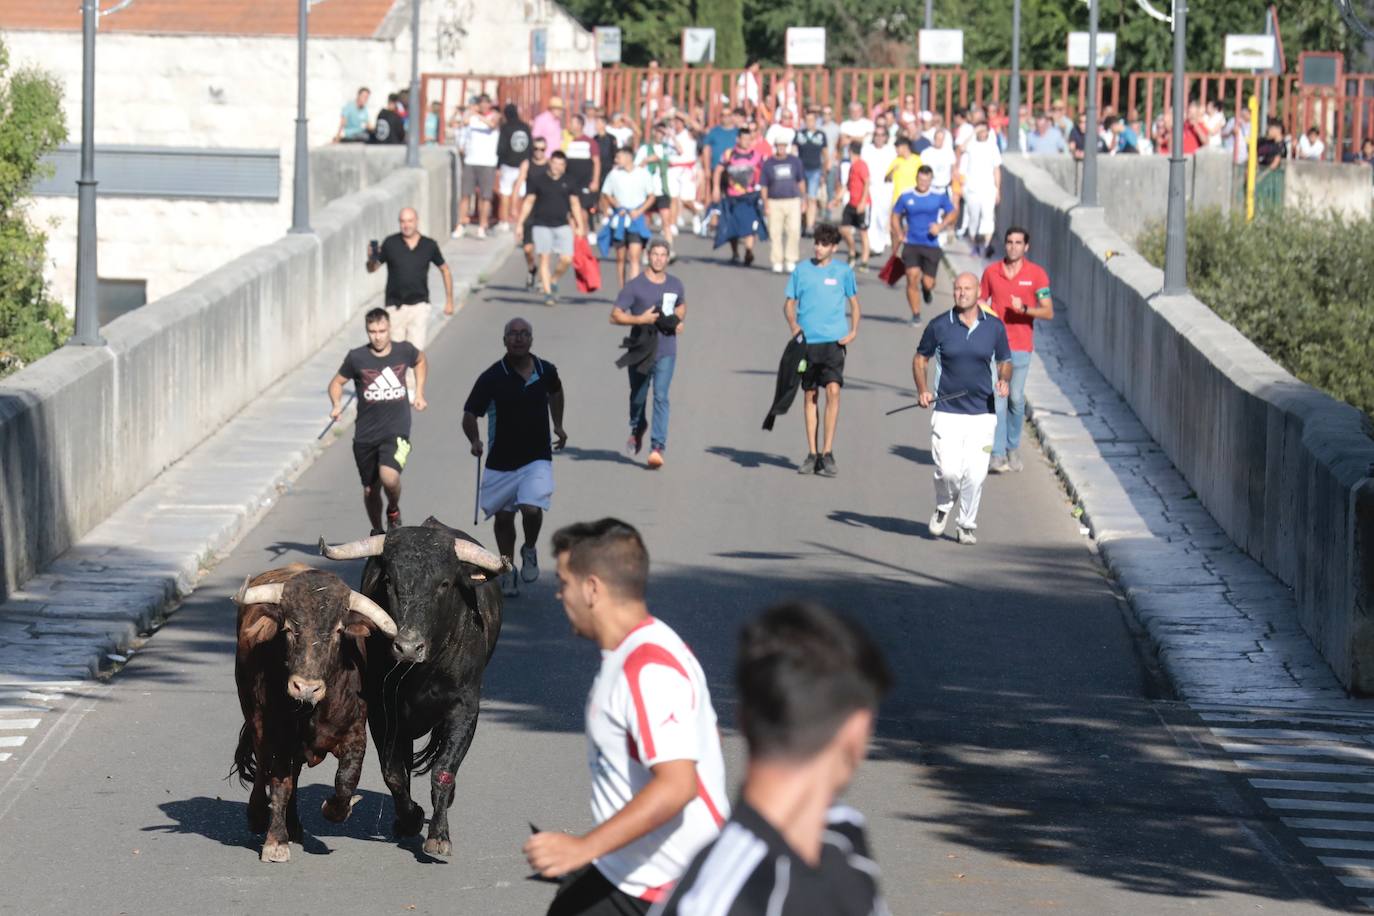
[475,226,487,240]
[928,508,949,538]
[772,263,784,274]
[450,225,465,239]
[692,214,703,236]
[784,261,796,272]
[957,527,978,546]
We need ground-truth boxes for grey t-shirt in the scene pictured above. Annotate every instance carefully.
[615,272,685,359]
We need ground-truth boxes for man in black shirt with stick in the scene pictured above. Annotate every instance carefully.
[366,207,453,392]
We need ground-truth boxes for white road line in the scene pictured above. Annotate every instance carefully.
[1249,778,1374,795]
[1283,818,1374,833]
[1203,712,1374,730]
[0,736,26,748]
[1301,837,1374,853]
[1318,857,1374,870]
[1211,727,1374,744]
[0,720,39,730]
[1236,759,1374,777]
[1339,876,1374,889]
[0,754,8,763]
[1220,742,1374,762]
[1265,799,1374,814]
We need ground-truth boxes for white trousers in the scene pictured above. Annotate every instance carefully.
[931,410,996,530]
[866,180,894,253]
[963,190,996,239]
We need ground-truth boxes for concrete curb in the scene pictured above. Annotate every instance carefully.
[943,247,1354,710]
[0,238,513,690]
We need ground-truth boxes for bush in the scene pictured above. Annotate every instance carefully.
[0,39,69,379]
[1137,207,1374,418]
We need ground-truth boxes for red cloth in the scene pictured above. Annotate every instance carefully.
[573,236,601,294]
[980,258,1051,352]
[877,253,906,287]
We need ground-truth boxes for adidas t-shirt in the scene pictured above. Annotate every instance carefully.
[338,341,420,444]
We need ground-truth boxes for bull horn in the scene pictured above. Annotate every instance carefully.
[319,534,386,561]
[347,590,397,637]
[454,539,508,573]
[233,581,286,606]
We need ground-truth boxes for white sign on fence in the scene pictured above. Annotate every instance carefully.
[1224,34,1278,72]
[682,28,716,65]
[595,26,622,65]
[1067,32,1117,68]
[918,29,964,66]
[785,28,826,66]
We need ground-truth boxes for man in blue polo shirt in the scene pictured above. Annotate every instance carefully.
[891,165,956,326]
[784,223,861,478]
[914,272,1011,545]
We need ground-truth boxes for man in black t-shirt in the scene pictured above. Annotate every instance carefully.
[366,207,453,390]
[372,93,406,144]
[563,113,602,217]
[795,109,831,237]
[328,308,427,532]
[516,151,586,306]
[461,317,568,598]
[497,102,532,231]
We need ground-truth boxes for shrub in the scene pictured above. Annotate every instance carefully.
[1137,207,1374,418]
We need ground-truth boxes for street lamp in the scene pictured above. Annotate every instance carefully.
[921,0,934,112]
[406,0,421,167]
[1162,0,1187,294]
[289,0,312,234]
[1007,0,1022,152]
[1082,0,1100,205]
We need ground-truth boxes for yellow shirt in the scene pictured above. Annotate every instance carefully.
[887,152,923,202]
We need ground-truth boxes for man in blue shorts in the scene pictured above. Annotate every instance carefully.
[783,223,861,478]
[890,165,956,326]
[794,109,830,237]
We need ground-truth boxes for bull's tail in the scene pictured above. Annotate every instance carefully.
[411,730,440,775]
[230,721,257,787]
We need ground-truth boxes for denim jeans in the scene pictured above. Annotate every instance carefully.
[628,354,676,450]
[993,349,1034,457]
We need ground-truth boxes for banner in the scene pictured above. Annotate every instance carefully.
[1067,32,1117,69]
[785,28,826,66]
[681,28,716,65]
[918,30,963,66]
[1224,35,1277,73]
[595,26,622,65]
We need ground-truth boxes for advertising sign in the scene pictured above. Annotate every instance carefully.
[595,26,622,65]
[1067,32,1117,68]
[1224,35,1277,72]
[681,28,716,65]
[918,29,963,66]
[785,27,826,66]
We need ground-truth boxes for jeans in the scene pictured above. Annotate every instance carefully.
[993,349,1033,457]
[628,354,676,450]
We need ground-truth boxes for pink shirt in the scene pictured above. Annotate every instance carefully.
[532,110,564,153]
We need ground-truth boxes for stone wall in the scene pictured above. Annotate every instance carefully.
[0,147,451,601]
[998,153,1374,692]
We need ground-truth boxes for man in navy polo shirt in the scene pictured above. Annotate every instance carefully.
[914,272,1011,545]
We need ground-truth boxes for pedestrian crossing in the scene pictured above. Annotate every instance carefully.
[0,684,77,767]
[1195,703,1374,909]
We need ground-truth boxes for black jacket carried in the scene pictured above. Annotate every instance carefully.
[762,332,807,431]
[615,314,681,374]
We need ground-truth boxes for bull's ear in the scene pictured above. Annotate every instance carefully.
[241,615,279,647]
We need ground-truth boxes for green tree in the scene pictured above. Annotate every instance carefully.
[0,38,68,378]
[699,0,746,67]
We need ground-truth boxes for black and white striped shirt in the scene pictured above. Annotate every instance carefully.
[649,801,890,916]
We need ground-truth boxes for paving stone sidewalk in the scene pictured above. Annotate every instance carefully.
[0,237,514,692]
[945,248,1353,709]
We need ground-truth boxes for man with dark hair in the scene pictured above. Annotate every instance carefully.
[373,93,406,144]
[497,102,532,231]
[839,139,870,267]
[328,308,427,532]
[784,222,860,478]
[611,239,685,469]
[517,150,587,306]
[652,601,892,915]
[891,165,956,325]
[525,518,728,916]
[336,86,371,142]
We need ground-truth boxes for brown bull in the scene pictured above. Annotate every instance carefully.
[231,564,396,863]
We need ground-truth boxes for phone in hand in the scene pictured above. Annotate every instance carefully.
[368,239,380,260]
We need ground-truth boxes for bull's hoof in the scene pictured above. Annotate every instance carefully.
[423,836,451,857]
[260,842,291,863]
[321,794,361,823]
[393,803,425,838]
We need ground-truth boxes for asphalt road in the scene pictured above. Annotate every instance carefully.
[0,235,1355,914]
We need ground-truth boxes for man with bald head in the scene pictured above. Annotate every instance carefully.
[366,207,455,368]
[462,317,568,597]
[913,271,1011,545]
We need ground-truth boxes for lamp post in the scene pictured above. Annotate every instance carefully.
[406,0,421,167]
[921,0,934,111]
[1162,0,1188,294]
[1082,0,1100,205]
[69,0,106,347]
[289,0,311,234]
[1007,0,1022,152]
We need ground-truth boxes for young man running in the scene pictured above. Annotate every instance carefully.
[610,239,685,470]
[981,226,1053,473]
[914,272,1012,546]
[599,147,656,287]
[517,150,587,306]
[517,138,551,290]
[783,223,860,477]
[526,518,728,915]
[462,317,568,596]
[328,308,427,532]
[838,140,870,268]
[890,165,956,326]
[652,602,892,915]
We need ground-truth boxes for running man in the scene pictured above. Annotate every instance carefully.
[455,94,500,239]
[784,223,860,477]
[328,308,427,532]
[795,109,831,236]
[599,147,656,287]
[516,137,551,290]
[981,226,1053,474]
[462,317,567,597]
[914,272,1012,546]
[516,150,586,306]
[652,601,892,915]
[958,121,1002,259]
[890,165,956,325]
[713,125,766,266]
[611,239,684,469]
[496,103,532,231]
[839,140,870,267]
[366,207,453,391]
[525,518,729,914]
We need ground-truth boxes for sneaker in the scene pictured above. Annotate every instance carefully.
[743,250,755,268]
[476,226,487,240]
[544,293,557,307]
[525,269,537,290]
[817,453,838,477]
[784,261,797,272]
[646,449,664,469]
[921,284,933,305]
[450,225,465,239]
[984,243,996,259]
[386,506,402,530]
[692,214,703,236]
[797,452,818,475]
[928,508,949,538]
[500,570,520,597]
[957,526,978,545]
[772,263,784,274]
[1007,448,1024,472]
[520,544,539,583]
[989,455,1011,474]
[909,314,921,328]
[729,252,741,265]
[856,261,870,273]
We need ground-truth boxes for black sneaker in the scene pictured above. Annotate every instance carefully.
[817,453,838,477]
[921,284,933,305]
[525,269,537,290]
[984,243,996,259]
[797,452,818,475]
[743,250,755,268]
[729,251,741,265]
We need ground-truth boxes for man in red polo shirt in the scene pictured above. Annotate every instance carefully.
[980,226,1053,473]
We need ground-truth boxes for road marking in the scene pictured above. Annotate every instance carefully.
[1221,742,1374,762]
[0,736,26,748]
[1236,759,1374,777]
[1302,837,1374,853]
[1249,779,1374,795]
[1284,818,1374,832]
[0,754,8,763]
[0,719,39,730]
[1211,727,1374,745]
[1266,799,1374,814]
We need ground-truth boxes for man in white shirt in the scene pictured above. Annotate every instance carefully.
[601,149,657,286]
[764,108,798,150]
[839,101,876,159]
[526,519,729,916]
[922,128,957,195]
[456,94,500,239]
[1297,127,1326,161]
[959,123,1003,259]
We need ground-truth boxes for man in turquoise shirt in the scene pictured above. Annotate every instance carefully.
[337,87,372,143]
[783,222,861,478]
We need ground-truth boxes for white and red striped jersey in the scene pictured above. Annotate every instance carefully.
[586,616,730,903]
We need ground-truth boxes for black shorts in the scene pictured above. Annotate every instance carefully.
[801,342,846,390]
[902,243,942,277]
[841,205,868,230]
[546,865,649,916]
[612,231,650,250]
[653,194,672,212]
[353,436,411,487]
[523,222,534,246]
[579,190,599,213]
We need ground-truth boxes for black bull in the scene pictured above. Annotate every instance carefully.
[321,517,505,857]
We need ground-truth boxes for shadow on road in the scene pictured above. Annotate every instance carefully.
[890,443,933,465]
[828,509,930,539]
[559,446,639,467]
[705,446,794,470]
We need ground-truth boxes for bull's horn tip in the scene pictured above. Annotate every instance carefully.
[317,536,327,556]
